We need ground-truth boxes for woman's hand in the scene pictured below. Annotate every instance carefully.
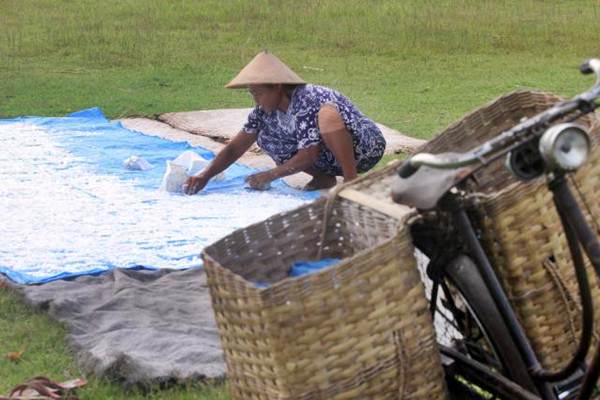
[245,171,275,190]
[183,175,209,195]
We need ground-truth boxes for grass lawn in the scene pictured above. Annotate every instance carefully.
[1,0,599,398]
[2,1,599,136]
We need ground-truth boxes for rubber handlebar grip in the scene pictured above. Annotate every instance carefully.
[580,60,593,75]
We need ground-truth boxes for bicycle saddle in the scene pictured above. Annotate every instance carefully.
[391,156,469,210]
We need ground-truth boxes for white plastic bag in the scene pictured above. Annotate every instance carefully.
[123,155,153,171]
[160,151,224,193]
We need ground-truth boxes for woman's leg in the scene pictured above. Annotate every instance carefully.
[302,166,337,190]
[317,105,358,182]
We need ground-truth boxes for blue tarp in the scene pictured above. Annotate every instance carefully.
[289,258,341,277]
[253,258,342,287]
[0,108,320,284]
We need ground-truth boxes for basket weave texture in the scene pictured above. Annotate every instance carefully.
[420,90,600,370]
[203,197,446,399]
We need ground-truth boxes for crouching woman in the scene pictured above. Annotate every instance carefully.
[185,50,386,194]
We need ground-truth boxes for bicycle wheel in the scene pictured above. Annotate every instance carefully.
[434,254,539,396]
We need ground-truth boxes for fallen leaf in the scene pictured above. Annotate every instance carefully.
[6,348,25,362]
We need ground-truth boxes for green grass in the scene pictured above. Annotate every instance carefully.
[1,0,599,398]
[2,0,600,137]
[0,285,230,399]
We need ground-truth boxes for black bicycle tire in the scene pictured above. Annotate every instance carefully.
[444,254,539,396]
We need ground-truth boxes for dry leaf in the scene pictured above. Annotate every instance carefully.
[6,348,25,362]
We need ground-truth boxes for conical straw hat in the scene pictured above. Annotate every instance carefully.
[225,50,306,89]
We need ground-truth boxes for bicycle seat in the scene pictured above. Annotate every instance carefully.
[391,162,469,210]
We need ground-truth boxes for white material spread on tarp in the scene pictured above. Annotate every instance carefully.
[0,122,309,282]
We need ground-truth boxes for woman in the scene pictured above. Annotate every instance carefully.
[184,50,386,194]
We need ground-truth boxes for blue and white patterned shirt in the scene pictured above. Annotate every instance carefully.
[242,84,385,175]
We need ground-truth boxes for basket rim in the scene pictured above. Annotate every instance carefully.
[202,223,408,295]
[420,89,565,152]
[203,196,327,252]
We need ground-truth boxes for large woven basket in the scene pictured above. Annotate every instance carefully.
[345,90,600,371]
[203,196,446,399]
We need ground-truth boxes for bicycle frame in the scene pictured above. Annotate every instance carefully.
[412,190,556,399]
[394,59,600,400]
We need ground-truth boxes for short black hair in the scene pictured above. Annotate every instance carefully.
[282,84,305,99]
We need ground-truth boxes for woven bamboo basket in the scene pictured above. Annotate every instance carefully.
[410,90,600,370]
[327,94,569,219]
[203,196,446,399]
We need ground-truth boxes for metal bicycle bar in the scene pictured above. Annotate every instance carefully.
[441,346,542,400]
[528,176,594,382]
[578,341,600,399]
[552,176,600,277]
[550,175,600,398]
[446,197,556,399]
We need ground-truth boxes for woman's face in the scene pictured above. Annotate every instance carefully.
[248,84,283,113]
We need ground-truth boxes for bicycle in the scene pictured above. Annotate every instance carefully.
[391,59,600,399]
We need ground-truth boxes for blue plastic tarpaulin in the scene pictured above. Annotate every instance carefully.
[0,108,320,284]
[289,258,341,277]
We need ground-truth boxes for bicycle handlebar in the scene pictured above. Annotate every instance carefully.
[398,159,421,178]
[399,58,600,178]
[580,58,600,81]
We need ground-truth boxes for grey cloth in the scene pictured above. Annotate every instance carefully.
[15,267,226,387]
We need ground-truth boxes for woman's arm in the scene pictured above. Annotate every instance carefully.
[184,131,257,194]
[245,145,320,189]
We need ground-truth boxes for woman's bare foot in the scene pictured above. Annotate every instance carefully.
[303,174,337,191]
